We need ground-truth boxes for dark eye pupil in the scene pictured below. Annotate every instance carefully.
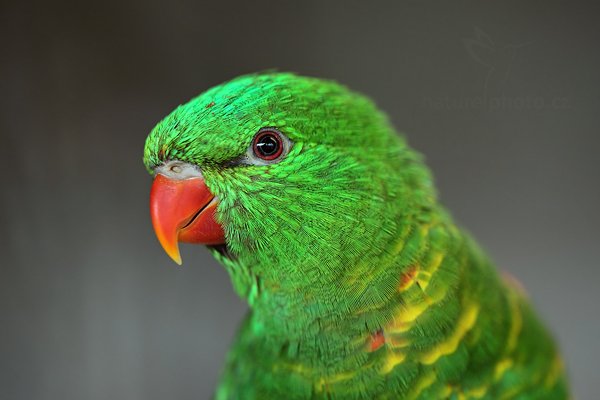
[256,135,279,156]
[252,129,285,161]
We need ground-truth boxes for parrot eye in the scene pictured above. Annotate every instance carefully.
[236,127,292,166]
[252,129,284,161]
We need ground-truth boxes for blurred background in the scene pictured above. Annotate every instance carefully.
[1,1,598,399]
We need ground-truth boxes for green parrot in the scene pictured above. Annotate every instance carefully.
[143,73,569,399]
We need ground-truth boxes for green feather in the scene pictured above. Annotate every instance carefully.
[144,73,569,399]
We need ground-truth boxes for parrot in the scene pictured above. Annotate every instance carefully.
[143,73,569,399]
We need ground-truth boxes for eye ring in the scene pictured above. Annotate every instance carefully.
[252,129,284,161]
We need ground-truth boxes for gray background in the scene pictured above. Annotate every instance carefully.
[1,1,598,399]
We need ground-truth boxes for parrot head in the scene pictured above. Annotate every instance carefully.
[144,73,435,301]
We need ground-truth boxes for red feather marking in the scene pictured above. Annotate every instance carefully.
[368,329,386,352]
[399,265,418,291]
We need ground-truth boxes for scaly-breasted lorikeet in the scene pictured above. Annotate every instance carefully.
[143,73,569,399]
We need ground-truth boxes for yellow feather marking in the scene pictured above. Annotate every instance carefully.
[506,289,522,353]
[386,282,448,336]
[420,302,480,365]
[499,386,522,400]
[399,265,420,292]
[380,351,407,374]
[544,355,564,388]
[451,384,489,400]
[277,362,310,375]
[399,284,445,324]
[386,321,411,334]
[396,296,432,323]
[314,370,357,392]
[399,279,415,292]
[465,384,489,398]
[439,386,454,398]
[420,253,444,290]
[415,270,431,289]
[279,362,359,393]
[494,358,513,381]
[405,370,436,400]
[390,223,416,255]
[388,336,410,349]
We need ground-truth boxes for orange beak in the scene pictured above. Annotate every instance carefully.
[150,173,225,265]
